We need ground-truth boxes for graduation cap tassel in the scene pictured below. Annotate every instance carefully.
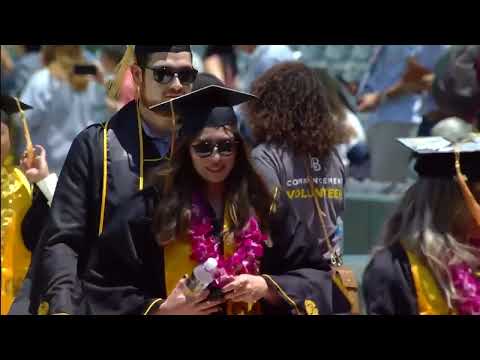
[159,103,177,197]
[169,101,176,160]
[107,45,135,100]
[135,99,144,191]
[454,146,480,228]
[14,97,34,168]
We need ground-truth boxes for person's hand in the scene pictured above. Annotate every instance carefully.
[221,274,269,304]
[154,278,224,315]
[419,74,434,90]
[20,145,50,183]
[402,58,434,93]
[357,92,382,112]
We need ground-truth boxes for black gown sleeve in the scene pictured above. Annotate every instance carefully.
[76,187,352,315]
[78,187,165,315]
[21,185,50,251]
[260,193,351,315]
[362,243,418,315]
[32,127,101,315]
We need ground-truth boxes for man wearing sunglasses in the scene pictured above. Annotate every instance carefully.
[27,46,198,315]
[131,46,198,136]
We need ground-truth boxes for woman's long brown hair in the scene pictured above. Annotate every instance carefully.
[150,127,273,247]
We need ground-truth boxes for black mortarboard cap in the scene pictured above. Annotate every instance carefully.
[193,73,225,91]
[149,85,257,136]
[108,45,192,99]
[1,94,35,164]
[134,45,191,57]
[398,136,480,180]
[400,135,480,227]
[0,95,33,116]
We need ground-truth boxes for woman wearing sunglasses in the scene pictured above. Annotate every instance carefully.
[75,84,349,315]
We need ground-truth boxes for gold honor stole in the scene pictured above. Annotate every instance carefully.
[164,205,261,315]
[405,249,455,315]
[1,166,33,315]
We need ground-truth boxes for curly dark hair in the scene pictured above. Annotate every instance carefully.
[246,62,350,158]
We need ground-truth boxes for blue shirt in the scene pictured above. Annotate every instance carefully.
[20,68,108,174]
[359,45,450,126]
[240,45,295,91]
[359,45,422,125]
[11,53,43,97]
[142,120,172,158]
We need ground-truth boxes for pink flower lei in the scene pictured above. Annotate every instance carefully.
[450,263,480,315]
[189,192,268,288]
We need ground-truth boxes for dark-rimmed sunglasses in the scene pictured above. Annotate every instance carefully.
[191,139,238,158]
[145,66,198,85]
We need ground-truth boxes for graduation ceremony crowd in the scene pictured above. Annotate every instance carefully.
[1,45,479,315]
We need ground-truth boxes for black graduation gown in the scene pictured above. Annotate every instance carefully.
[362,243,418,315]
[30,101,168,315]
[76,188,351,315]
[8,188,50,315]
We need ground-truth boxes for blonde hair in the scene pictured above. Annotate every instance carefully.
[46,45,89,92]
[377,178,480,308]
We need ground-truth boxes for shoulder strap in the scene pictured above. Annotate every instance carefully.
[303,155,342,267]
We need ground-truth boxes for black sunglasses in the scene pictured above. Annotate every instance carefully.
[145,66,198,85]
[191,139,238,158]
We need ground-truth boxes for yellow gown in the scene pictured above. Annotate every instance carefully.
[405,249,455,315]
[1,164,32,315]
[163,210,261,315]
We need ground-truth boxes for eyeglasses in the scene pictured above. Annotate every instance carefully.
[145,66,198,85]
[191,139,238,158]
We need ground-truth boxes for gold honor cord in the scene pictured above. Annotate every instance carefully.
[454,145,480,228]
[14,97,34,168]
[168,101,176,162]
[98,121,110,236]
[98,98,147,236]
[136,100,145,191]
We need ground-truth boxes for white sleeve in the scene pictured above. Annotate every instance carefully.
[36,173,58,206]
[345,108,366,144]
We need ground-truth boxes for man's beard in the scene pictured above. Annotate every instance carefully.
[138,88,157,110]
[137,91,176,133]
